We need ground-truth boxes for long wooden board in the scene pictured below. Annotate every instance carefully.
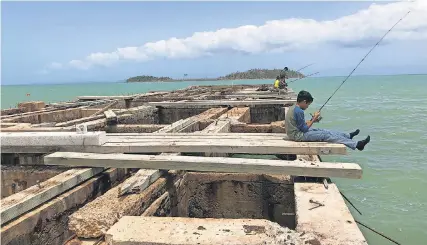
[1,138,346,155]
[106,133,288,137]
[0,168,104,225]
[45,152,362,179]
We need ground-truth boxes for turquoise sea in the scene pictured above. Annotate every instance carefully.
[1,74,426,245]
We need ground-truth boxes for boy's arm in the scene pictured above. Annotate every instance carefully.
[305,119,315,129]
[295,110,310,133]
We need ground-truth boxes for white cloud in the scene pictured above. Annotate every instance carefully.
[49,1,427,70]
[48,62,63,69]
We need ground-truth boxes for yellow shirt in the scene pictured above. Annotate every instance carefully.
[274,80,279,88]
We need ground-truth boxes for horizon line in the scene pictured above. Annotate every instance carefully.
[1,72,426,86]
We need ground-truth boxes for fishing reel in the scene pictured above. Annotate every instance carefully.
[310,113,322,123]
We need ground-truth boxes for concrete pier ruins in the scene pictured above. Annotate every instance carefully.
[1,84,368,245]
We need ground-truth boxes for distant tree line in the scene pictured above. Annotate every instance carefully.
[217,68,303,80]
[126,68,304,83]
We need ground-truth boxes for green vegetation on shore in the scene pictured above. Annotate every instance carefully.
[126,68,304,83]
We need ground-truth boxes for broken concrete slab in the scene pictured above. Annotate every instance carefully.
[105,216,318,245]
[68,177,167,238]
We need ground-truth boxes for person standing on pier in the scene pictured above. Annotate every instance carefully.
[285,90,371,151]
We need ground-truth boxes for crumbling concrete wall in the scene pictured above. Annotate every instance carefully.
[18,101,45,113]
[176,172,295,228]
[1,165,68,198]
[1,108,23,116]
[250,105,279,123]
[158,107,208,124]
[116,111,159,124]
[0,153,46,166]
[231,124,273,133]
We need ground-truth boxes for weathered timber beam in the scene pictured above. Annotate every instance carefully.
[118,169,164,196]
[0,167,104,225]
[90,100,119,117]
[106,124,167,133]
[104,109,118,125]
[0,131,107,146]
[155,117,198,133]
[2,138,347,155]
[44,152,362,179]
[106,133,288,137]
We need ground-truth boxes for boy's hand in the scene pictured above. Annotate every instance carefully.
[311,111,322,123]
[313,111,321,118]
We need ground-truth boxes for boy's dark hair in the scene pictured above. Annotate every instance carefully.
[297,90,314,103]
[284,67,289,71]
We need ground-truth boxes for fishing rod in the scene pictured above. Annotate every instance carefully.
[318,10,411,112]
[288,71,320,84]
[295,63,314,72]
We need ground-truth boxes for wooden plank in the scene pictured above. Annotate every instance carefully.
[101,140,346,155]
[0,127,75,132]
[90,100,119,117]
[107,134,288,141]
[55,114,105,127]
[225,94,296,99]
[104,110,118,125]
[104,110,117,120]
[155,117,197,133]
[77,95,135,100]
[148,99,295,107]
[106,133,288,137]
[2,139,347,155]
[0,167,104,225]
[0,131,107,146]
[44,152,362,179]
[198,120,230,134]
[118,169,163,196]
[141,191,169,217]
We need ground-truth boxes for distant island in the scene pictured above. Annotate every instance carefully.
[126,68,304,83]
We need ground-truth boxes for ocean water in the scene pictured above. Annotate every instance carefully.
[1,75,427,244]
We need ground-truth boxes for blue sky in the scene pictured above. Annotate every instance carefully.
[1,1,426,85]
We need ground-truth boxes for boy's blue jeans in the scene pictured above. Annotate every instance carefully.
[302,128,357,150]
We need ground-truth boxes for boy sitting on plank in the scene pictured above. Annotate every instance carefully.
[285,90,370,151]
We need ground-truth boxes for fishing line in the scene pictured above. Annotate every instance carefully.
[318,11,411,112]
[295,63,315,72]
[288,71,320,84]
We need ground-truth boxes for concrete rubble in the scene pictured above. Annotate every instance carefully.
[105,216,320,245]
